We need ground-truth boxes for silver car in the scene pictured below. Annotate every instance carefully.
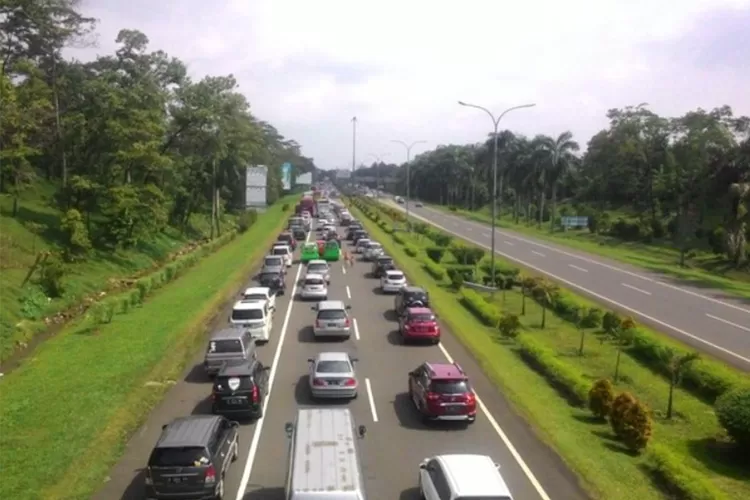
[300,273,328,300]
[381,269,407,293]
[363,242,383,261]
[312,300,352,339]
[307,260,331,284]
[355,238,371,254]
[307,352,359,399]
[261,255,285,275]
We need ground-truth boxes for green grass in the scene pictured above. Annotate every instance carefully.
[351,202,750,500]
[427,203,750,300]
[0,199,292,500]
[0,180,238,361]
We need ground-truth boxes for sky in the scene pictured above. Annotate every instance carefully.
[71,0,750,170]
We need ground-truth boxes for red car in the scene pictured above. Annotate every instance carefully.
[278,232,296,250]
[399,307,440,344]
[316,240,326,255]
[408,362,476,424]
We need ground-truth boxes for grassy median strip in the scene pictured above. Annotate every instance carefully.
[347,199,750,500]
[0,200,292,500]
[429,204,750,300]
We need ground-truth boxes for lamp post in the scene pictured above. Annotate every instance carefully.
[458,100,536,289]
[351,117,357,173]
[391,140,426,230]
[367,153,390,194]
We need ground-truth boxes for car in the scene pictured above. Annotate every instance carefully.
[408,362,477,423]
[395,286,430,315]
[307,351,359,400]
[312,300,352,339]
[292,227,307,240]
[323,224,337,235]
[306,259,331,284]
[415,201,424,208]
[229,300,273,343]
[212,358,270,420]
[300,273,328,300]
[257,270,286,295]
[380,269,407,293]
[261,255,286,275]
[144,415,239,500]
[300,242,320,263]
[204,327,257,376]
[322,240,341,261]
[352,230,369,245]
[354,238,371,254]
[372,255,396,278]
[345,227,360,241]
[288,216,304,229]
[399,307,440,344]
[241,286,276,312]
[418,454,511,500]
[271,244,293,267]
[277,231,296,250]
[363,241,383,261]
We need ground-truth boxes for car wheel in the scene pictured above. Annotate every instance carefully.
[215,478,225,500]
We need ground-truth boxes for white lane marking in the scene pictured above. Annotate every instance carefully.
[416,204,750,316]
[392,206,750,365]
[467,227,472,231]
[622,283,652,296]
[342,263,347,275]
[235,233,311,499]
[568,264,588,273]
[482,232,490,237]
[353,318,360,340]
[706,314,750,333]
[346,285,351,299]
[504,241,515,246]
[436,342,551,500]
[365,378,379,423]
[532,250,546,257]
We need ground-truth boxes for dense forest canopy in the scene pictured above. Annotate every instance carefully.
[356,105,750,266]
[1,0,315,249]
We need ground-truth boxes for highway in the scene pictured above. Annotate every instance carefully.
[382,199,750,371]
[95,218,589,500]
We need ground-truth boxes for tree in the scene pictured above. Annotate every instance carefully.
[519,275,537,316]
[588,378,615,420]
[538,131,580,232]
[664,350,700,419]
[533,279,557,329]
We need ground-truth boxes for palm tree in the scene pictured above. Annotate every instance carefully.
[540,131,580,232]
[665,350,700,419]
[533,279,557,328]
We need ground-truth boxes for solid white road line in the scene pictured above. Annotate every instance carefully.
[235,233,311,499]
[436,342,551,500]
[622,283,652,296]
[353,318,360,340]
[342,264,347,275]
[394,205,750,365]
[568,264,588,273]
[365,378,379,423]
[706,314,750,333]
[504,241,515,246]
[532,250,546,257]
[483,232,491,237]
[346,285,351,299]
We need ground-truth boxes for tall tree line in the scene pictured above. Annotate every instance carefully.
[1,0,315,249]
[357,105,750,267]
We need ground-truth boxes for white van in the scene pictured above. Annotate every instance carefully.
[229,300,273,343]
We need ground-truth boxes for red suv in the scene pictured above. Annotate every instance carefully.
[399,307,440,344]
[277,232,296,250]
[408,362,476,424]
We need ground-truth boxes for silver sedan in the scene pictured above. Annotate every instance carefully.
[308,352,359,400]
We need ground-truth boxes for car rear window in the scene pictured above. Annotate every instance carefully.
[260,272,279,281]
[409,313,435,322]
[308,264,327,273]
[232,308,264,321]
[378,258,394,265]
[280,234,292,241]
[431,379,471,394]
[325,241,339,249]
[208,339,243,353]
[272,247,287,255]
[149,446,210,467]
[406,291,428,301]
[215,375,253,391]
[316,360,351,373]
[317,310,346,320]
[305,278,325,286]
[387,272,404,279]
[243,294,266,302]
[265,257,282,266]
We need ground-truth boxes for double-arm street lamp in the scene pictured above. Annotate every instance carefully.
[391,140,426,229]
[458,100,536,288]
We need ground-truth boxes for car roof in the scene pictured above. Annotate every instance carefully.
[377,255,393,261]
[304,273,325,280]
[243,287,270,295]
[157,415,222,448]
[303,242,317,248]
[272,244,290,249]
[438,454,511,496]
[264,254,282,260]
[308,259,327,265]
[210,327,247,341]
[426,362,466,379]
[315,351,352,362]
[232,300,265,311]
[407,307,432,315]
[404,286,426,293]
[386,269,403,275]
[317,300,346,310]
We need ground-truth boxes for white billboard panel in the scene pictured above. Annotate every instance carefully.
[336,169,351,179]
[281,162,292,191]
[296,172,313,185]
[245,165,268,208]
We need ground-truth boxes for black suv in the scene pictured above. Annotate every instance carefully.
[145,415,239,500]
[212,359,269,420]
[257,270,286,295]
[292,227,307,240]
[345,226,364,241]
[372,255,395,278]
[395,286,430,315]
[352,230,368,244]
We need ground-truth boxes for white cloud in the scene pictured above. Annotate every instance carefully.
[73,0,750,167]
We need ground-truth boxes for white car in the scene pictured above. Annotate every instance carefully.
[419,454,512,500]
[241,286,277,312]
[229,300,273,343]
[300,273,328,300]
[355,238,371,254]
[380,270,406,293]
[271,244,293,267]
[363,242,384,261]
[306,259,331,284]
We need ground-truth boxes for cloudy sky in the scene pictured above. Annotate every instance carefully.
[71,0,750,169]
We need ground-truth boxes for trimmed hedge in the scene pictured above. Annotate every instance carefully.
[459,288,500,326]
[404,245,418,257]
[423,260,446,281]
[644,444,728,500]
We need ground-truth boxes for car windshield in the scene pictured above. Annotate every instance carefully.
[325,241,339,249]
[409,313,435,322]
[215,375,253,391]
[208,339,243,353]
[387,272,404,280]
[407,291,427,301]
[260,273,279,281]
[272,248,287,255]
[243,294,266,302]
[379,258,394,265]
[308,264,327,273]
[303,244,317,251]
[232,308,264,321]
[317,310,346,320]
[368,243,381,249]
[431,379,471,394]
[316,360,351,373]
[280,234,292,241]
[264,257,282,266]
[149,446,210,467]
[305,278,325,286]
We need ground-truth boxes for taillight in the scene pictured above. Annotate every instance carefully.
[316,320,322,328]
[210,392,216,401]
[251,385,259,402]
[345,318,350,327]
[344,378,356,386]
[426,392,441,401]
[204,465,216,484]
[313,378,325,386]
[464,392,476,405]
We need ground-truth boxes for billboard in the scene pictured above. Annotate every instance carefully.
[245,165,268,208]
[336,169,351,179]
[296,172,313,186]
[281,162,292,191]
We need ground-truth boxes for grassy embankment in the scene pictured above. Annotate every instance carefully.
[427,202,750,300]
[0,198,293,500]
[349,198,750,500]
[0,180,241,362]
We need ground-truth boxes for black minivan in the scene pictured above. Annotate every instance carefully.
[211,359,269,420]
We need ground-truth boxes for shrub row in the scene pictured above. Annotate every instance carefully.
[422,260,446,281]
[644,444,728,500]
[459,288,500,326]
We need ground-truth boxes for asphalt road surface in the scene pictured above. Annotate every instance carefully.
[384,199,750,371]
[95,219,589,500]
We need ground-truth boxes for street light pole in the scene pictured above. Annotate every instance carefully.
[351,116,357,173]
[391,139,426,230]
[367,153,390,194]
[458,100,536,289]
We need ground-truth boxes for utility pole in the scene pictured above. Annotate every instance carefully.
[391,140,426,231]
[351,116,357,173]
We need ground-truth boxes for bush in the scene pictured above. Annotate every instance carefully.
[60,208,92,261]
[425,247,446,263]
[550,289,583,322]
[715,386,750,447]
[38,256,66,298]
[422,260,446,281]
[517,335,590,406]
[237,209,258,233]
[588,378,615,420]
[610,391,637,437]
[498,313,521,339]
[404,245,418,257]
[707,226,725,255]
[644,444,729,500]
[393,233,406,245]
[580,307,603,328]
[450,244,485,265]
[413,222,429,234]
[431,232,453,247]
[459,288,500,326]
[619,399,653,452]
[602,310,622,334]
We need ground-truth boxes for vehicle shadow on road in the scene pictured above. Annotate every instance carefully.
[399,487,422,499]
[392,392,468,432]
[297,326,316,343]
[184,363,210,384]
[192,395,213,415]
[242,486,285,499]
[382,309,399,322]
[294,375,352,407]
[118,468,146,500]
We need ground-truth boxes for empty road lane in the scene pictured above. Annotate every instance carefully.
[384,200,750,370]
